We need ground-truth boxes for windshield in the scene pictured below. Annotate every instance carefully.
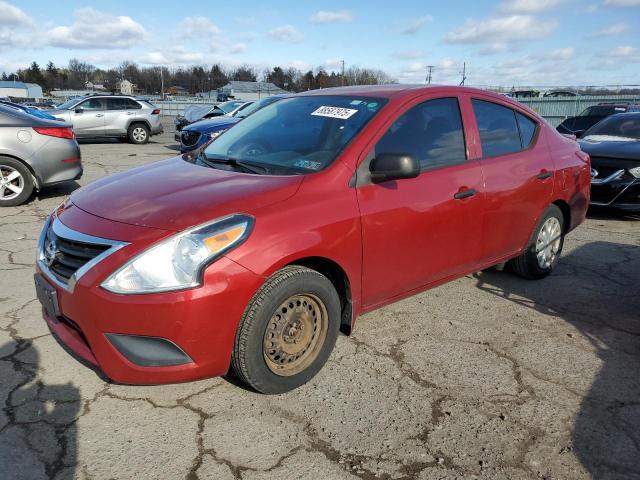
[202,95,386,175]
[235,96,282,119]
[579,105,625,117]
[583,115,640,140]
[57,98,81,110]
[218,100,245,113]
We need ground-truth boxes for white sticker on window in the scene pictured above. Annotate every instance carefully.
[311,106,358,119]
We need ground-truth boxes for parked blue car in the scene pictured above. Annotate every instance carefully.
[179,95,285,154]
[0,101,58,120]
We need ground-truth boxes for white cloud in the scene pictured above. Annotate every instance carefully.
[392,49,427,59]
[591,22,628,36]
[309,10,352,24]
[478,43,512,55]
[548,47,575,60]
[444,15,557,44]
[607,46,640,61]
[142,48,205,65]
[288,60,310,71]
[323,58,344,69]
[268,25,304,43]
[397,15,433,34]
[500,0,565,13]
[229,43,247,54]
[47,8,146,49]
[604,0,640,6]
[178,16,220,39]
[0,1,32,26]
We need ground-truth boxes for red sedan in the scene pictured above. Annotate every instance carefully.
[35,85,590,393]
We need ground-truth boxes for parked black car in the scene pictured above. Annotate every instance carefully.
[578,112,640,212]
[557,103,640,137]
[173,100,249,137]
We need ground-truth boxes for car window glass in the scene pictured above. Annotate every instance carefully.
[374,97,467,170]
[516,112,537,148]
[125,98,142,109]
[80,98,104,111]
[106,98,127,110]
[472,99,522,157]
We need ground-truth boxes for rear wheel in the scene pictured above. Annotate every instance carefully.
[127,123,150,144]
[231,266,340,394]
[0,157,34,207]
[509,204,564,279]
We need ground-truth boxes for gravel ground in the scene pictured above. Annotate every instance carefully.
[1,119,639,480]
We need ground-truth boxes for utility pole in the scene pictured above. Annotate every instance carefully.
[160,67,164,99]
[459,62,467,86]
[341,60,345,86]
[426,65,434,84]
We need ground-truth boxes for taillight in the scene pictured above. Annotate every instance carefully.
[151,109,160,115]
[33,127,75,140]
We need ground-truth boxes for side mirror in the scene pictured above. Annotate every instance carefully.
[74,107,83,114]
[574,129,586,138]
[370,154,420,183]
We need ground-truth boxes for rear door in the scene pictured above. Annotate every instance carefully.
[469,96,553,262]
[357,96,485,308]
[72,98,105,136]
[103,98,141,135]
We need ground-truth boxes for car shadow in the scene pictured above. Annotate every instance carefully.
[0,339,81,479]
[34,181,81,202]
[473,241,640,479]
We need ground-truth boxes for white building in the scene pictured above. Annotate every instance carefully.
[0,81,43,99]
[217,81,288,101]
[119,79,134,95]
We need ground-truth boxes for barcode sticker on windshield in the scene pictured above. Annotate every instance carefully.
[311,106,358,119]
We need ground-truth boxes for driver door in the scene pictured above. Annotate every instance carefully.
[72,98,105,137]
[357,96,485,308]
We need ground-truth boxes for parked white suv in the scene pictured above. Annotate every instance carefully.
[51,95,163,144]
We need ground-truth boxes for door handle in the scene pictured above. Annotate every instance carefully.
[536,170,552,180]
[453,188,476,200]
[95,114,104,117]
[126,112,134,115]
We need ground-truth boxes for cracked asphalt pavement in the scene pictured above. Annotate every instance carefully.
[1,120,639,479]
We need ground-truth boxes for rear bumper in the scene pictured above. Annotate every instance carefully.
[150,123,164,135]
[32,138,82,186]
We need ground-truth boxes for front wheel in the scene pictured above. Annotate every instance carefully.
[509,204,564,279]
[231,266,340,394]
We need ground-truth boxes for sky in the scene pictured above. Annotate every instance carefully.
[1,0,639,87]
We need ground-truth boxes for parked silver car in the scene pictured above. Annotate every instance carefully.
[51,95,163,144]
[0,104,82,206]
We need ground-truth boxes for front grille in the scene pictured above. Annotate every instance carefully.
[181,130,201,147]
[44,226,110,284]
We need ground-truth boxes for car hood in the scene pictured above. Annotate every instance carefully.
[188,117,240,133]
[70,156,303,231]
[578,138,640,160]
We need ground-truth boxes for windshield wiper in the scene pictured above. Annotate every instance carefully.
[199,153,267,175]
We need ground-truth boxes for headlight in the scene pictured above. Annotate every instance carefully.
[101,214,253,294]
[209,128,228,140]
[629,166,640,178]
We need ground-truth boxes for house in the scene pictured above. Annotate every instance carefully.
[85,81,106,91]
[217,81,288,101]
[166,86,188,95]
[0,81,43,99]
[119,79,135,95]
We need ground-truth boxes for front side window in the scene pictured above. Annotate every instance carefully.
[472,100,522,158]
[79,98,105,111]
[202,96,386,175]
[374,97,467,170]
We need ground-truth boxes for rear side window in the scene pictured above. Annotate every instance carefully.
[375,97,467,170]
[472,100,526,158]
[125,98,142,109]
[516,112,537,148]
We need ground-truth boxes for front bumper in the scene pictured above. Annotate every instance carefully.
[36,210,263,384]
[590,178,640,211]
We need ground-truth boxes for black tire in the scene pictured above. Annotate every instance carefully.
[231,265,341,394]
[0,157,34,207]
[127,123,150,144]
[509,204,565,279]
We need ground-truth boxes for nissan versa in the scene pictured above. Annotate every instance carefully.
[35,86,590,394]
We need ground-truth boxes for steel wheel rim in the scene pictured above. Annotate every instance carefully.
[535,217,562,269]
[132,127,146,142]
[263,293,329,377]
[0,165,24,200]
